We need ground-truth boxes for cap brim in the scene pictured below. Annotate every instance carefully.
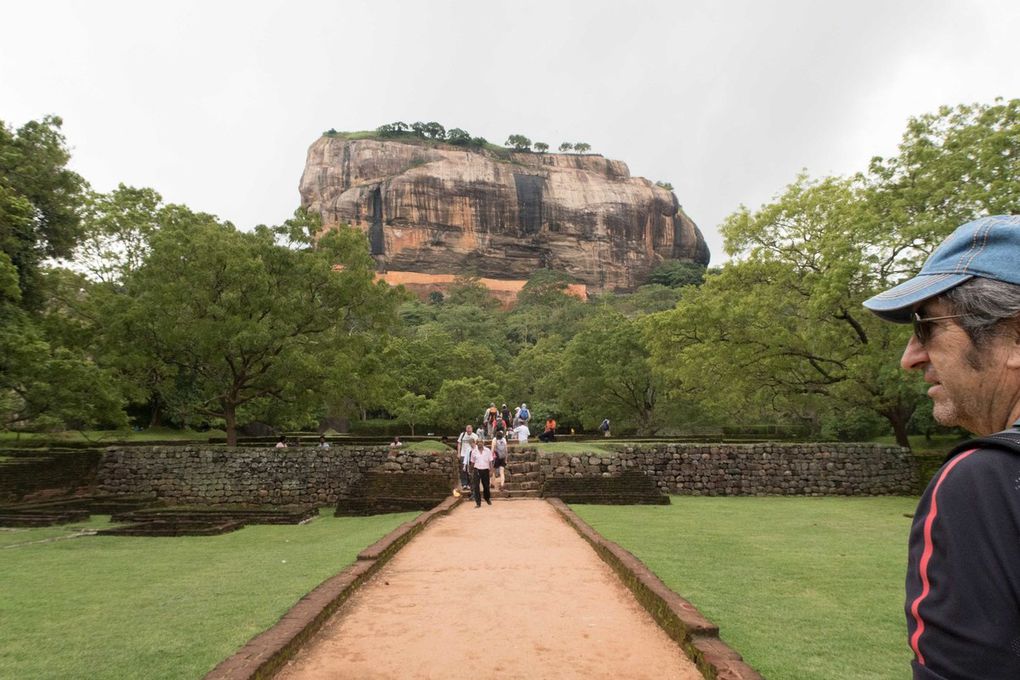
[863,273,973,323]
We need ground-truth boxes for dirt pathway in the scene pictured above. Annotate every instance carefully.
[277,499,701,680]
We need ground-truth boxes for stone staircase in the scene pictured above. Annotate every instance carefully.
[499,449,543,499]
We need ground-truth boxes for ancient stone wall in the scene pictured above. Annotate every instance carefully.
[94,442,916,506]
[538,443,917,496]
[97,447,459,506]
[0,448,103,503]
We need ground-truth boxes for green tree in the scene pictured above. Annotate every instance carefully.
[389,392,434,435]
[0,115,87,308]
[0,271,125,431]
[377,121,410,136]
[422,122,446,140]
[447,128,471,145]
[0,116,127,432]
[497,334,567,413]
[558,310,662,433]
[646,261,707,288]
[648,176,922,446]
[866,98,1020,254]
[109,211,399,444]
[505,135,532,151]
[655,181,674,191]
[433,377,497,431]
[534,142,549,153]
[573,142,591,154]
[70,185,163,283]
[558,142,573,152]
[601,284,685,316]
[506,269,590,346]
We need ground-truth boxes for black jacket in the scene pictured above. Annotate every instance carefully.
[906,431,1020,679]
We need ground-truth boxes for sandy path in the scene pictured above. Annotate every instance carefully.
[277,499,701,680]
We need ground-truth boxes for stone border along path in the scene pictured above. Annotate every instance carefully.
[207,498,762,680]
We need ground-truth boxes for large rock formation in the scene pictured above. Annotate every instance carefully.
[299,135,710,292]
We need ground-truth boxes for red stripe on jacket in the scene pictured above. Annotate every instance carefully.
[908,448,979,665]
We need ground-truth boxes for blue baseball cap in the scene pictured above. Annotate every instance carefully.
[864,215,1020,323]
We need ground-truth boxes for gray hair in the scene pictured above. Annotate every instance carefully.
[944,277,1020,349]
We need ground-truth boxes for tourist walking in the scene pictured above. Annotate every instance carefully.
[518,403,530,425]
[492,430,509,492]
[470,438,493,507]
[513,421,530,445]
[600,418,611,437]
[863,215,1020,679]
[457,425,477,491]
[484,403,500,437]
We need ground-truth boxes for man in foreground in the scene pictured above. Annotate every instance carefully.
[863,215,1020,679]
[470,437,493,507]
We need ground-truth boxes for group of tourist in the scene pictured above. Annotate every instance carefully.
[456,401,541,506]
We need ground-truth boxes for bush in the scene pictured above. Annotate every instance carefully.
[820,408,889,442]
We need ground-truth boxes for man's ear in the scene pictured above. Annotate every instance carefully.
[1006,321,1020,369]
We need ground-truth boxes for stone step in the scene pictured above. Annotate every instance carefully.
[507,451,538,460]
[499,489,541,499]
[508,463,542,473]
[503,481,541,491]
[505,471,542,481]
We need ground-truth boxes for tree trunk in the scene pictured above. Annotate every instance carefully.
[147,398,163,429]
[882,404,914,449]
[224,403,237,446]
[891,416,911,449]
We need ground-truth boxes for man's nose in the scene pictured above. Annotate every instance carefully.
[901,334,929,371]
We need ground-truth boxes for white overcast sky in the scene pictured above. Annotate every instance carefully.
[2,0,1017,264]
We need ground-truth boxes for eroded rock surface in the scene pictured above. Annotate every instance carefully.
[299,136,709,292]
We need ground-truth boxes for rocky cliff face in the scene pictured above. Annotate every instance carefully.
[299,136,710,292]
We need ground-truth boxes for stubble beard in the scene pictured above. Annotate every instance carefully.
[930,382,988,435]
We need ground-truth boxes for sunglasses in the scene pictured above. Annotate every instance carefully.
[911,312,965,345]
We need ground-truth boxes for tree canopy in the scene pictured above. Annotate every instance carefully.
[103,211,399,444]
[5,100,1017,444]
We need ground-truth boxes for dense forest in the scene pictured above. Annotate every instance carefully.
[2,100,1018,447]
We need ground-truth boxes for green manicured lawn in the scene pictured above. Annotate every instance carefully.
[402,439,451,452]
[1,510,417,679]
[0,427,225,444]
[0,515,117,548]
[573,496,917,680]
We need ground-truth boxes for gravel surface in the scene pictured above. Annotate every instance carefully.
[277,499,701,680]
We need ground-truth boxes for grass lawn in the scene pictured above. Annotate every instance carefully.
[529,441,615,455]
[573,496,917,680]
[0,510,417,679]
[401,439,451,453]
[0,427,225,444]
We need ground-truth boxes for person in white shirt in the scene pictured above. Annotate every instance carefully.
[513,422,530,445]
[457,425,476,491]
[470,440,494,507]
